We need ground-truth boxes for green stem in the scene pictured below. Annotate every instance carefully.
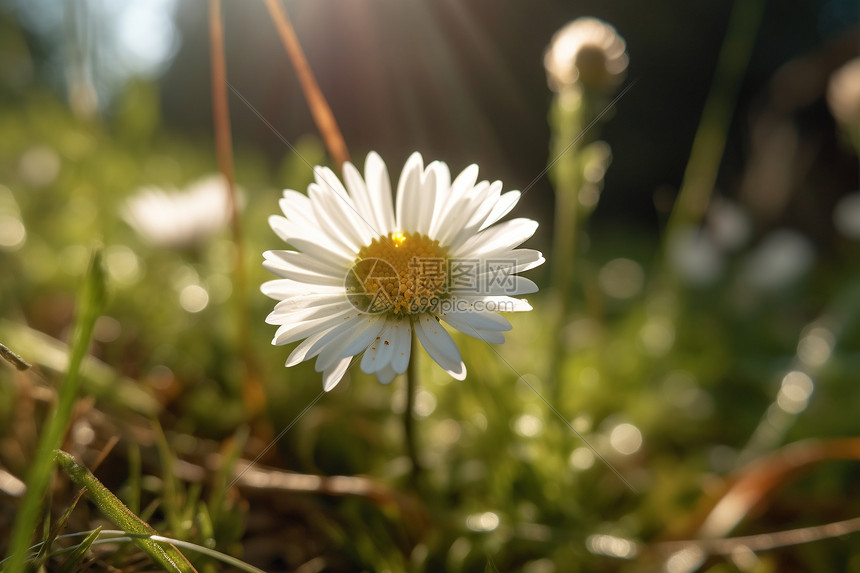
[4,248,105,573]
[549,92,584,305]
[547,89,587,403]
[405,334,421,484]
[53,451,196,573]
[663,0,767,245]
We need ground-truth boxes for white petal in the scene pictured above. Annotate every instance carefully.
[451,164,479,201]
[272,309,356,345]
[322,357,352,391]
[458,250,544,289]
[480,190,521,230]
[430,161,451,202]
[472,249,545,275]
[267,300,352,326]
[315,177,378,246]
[261,279,344,301]
[434,181,490,246]
[446,181,503,249]
[413,314,466,379]
[280,193,354,252]
[268,214,324,247]
[284,237,356,269]
[262,260,344,286]
[315,319,371,372]
[279,191,319,227]
[339,316,387,357]
[359,319,398,374]
[452,218,539,258]
[416,162,443,236]
[268,215,355,265]
[303,314,367,364]
[264,249,345,278]
[285,328,330,366]
[375,364,398,384]
[364,152,395,235]
[447,295,534,312]
[308,183,364,252]
[451,275,539,296]
[313,166,349,199]
[438,313,479,337]
[440,315,506,344]
[416,165,437,236]
[395,152,424,232]
[359,337,380,373]
[440,310,511,331]
[389,319,412,374]
[445,361,467,380]
[342,161,381,237]
[430,165,479,238]
[271,292,349,312]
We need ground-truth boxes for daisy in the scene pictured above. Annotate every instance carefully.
[262,152,544,391]
[123,174,237,249]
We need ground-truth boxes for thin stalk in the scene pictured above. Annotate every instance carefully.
[550,160,581,317]
[405,334,421,485]
[53,451,196,573]
[209,0,265,418]
[547,90,586,403]
[663,0,767,241]
[263,0,350,167]
[4,249,105,573]
[548,169,579,404]
[208,0,240,241]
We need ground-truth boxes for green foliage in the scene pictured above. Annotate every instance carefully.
[4,248,105,573]
[54,473,193,572]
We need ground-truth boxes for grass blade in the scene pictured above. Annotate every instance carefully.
[56,526,101,573]
[0,319,160,416]
[4,247,107,573]
[54,450,197,573]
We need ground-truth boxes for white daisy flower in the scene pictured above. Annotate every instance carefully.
[262,152,544,391]
[123,174,238,248]
[544,17,628,92]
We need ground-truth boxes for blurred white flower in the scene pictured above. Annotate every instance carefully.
[834,191,860,240]
[739,229,815,291]
[706,198,751,251]
[123,174,236,248]
[19,145,61,187]
[262,152,543,391]
[0,185,26,251]
[544,17,628,92]
[827,57,860,129]
[667,226,723,286]
[598,258,644,299]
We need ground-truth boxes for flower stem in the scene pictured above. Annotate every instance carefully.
[209,0,265,419]
[4,249,105,573]
[547,89,586,402]
[405,334,421,485]
[263,0,351,168]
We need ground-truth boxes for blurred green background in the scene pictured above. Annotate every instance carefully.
[1,0,860,572]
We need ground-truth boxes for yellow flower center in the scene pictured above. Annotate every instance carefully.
[345,232,450,316]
